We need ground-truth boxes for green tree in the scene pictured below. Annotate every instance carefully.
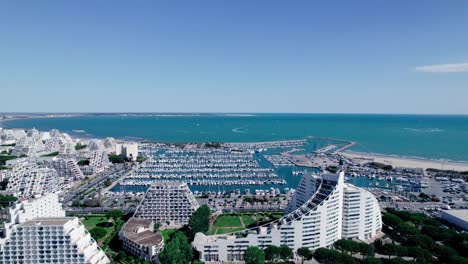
[363,257,383,264]
[0,194,17,208]
[115,251,127,262]
[297,247,312,262]
[159,232,193,264]
[108,154,125,164]
[279,245,293,260]
[89,227,107,239]
[103,179,112,187]
[334,239,353,254]
[406,247,432,263]
[75,143,87,150]
[383,213,403,228]
[359,243,375,257]
[106,209,124,219]
[154,222,161,231]
[77,159,90,166]
[264,245,280,261]
[188,205,211,235]
[313,248,356,264]
[244,246,265,264]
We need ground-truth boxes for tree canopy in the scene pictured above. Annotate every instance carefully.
[264,245,280,261]
[279,245,293,260]
[89,227,107,239]
[106,209,124,219]
[188,205,211,235]
[108,154,125,164]
[313,248,356,264]
[0,194,17,207]
[244,246,265,264]
[297,247,312,261]
[159,232,193,264]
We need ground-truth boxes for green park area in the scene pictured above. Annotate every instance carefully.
[79,210,152,264]
[208,212,283,235]
[81,214,120,250]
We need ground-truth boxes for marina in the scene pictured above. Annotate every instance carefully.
[110,137,439,195]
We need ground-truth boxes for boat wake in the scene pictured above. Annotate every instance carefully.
[404,128,444,133]
[232,126,248,134]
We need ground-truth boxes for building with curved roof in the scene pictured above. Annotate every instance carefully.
[193,171,382,262]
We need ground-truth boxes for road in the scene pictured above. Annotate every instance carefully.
[66,207,135,214]
[62,164,131,204]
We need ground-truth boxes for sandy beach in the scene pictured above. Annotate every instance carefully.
[340,151,468,172]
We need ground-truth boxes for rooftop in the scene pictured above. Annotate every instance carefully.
[20,217,73,226]
[442,209,468,222]
[122,217,163,246]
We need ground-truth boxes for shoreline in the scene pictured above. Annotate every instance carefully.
[340,151,468,172]
[2,115,468,169]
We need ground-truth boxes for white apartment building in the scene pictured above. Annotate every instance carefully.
[134,182,199,228]
[0,194,110,264]
[342,185,382,240]
[44,158,84,183]
[193,172,382,262]
[119,217,164,262]
[7,168,63,199]
[82,151,111,175]
[2,193,66,239]
[115,142,138,161]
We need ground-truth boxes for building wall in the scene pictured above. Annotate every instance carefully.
[440,210,468,231]
[134,182,199,227]
[193,172,382,262]
[0,218,110,264]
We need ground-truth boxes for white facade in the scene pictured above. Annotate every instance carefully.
[85,151,110,175]
[7,167,63,199]
[134,182,199,228]
[440,210,468,230]
[342,185,382,240]
[193,172,382,262]
[0,194,110,264]
[115,142,138,161]
[119,217,164,262]
[2,194,66,239]
[44,158,84,183]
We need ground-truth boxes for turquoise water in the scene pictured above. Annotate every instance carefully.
[3,114,468,161]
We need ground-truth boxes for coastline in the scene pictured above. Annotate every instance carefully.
[340,151,468,172]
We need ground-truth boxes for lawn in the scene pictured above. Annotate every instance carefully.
[214,215,242,227]
[82,215,107,230]
[241,215,256,226]
[81,215,114,245]
[208,212,284,235]
[216,227,245,234]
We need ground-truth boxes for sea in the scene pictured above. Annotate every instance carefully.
[3,113,468,162]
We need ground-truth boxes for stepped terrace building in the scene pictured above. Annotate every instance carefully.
[0,194,110,264]
[7,167,64,199]
[134,182,199,228]
[193,172,382,262]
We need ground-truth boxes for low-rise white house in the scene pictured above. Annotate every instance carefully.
[119,217,164,262]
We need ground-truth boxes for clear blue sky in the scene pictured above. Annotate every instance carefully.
[1,0,467,114]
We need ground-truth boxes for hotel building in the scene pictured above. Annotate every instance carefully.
[0,194,110,264]
[193,172,382,262]
[134,182,199,228]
